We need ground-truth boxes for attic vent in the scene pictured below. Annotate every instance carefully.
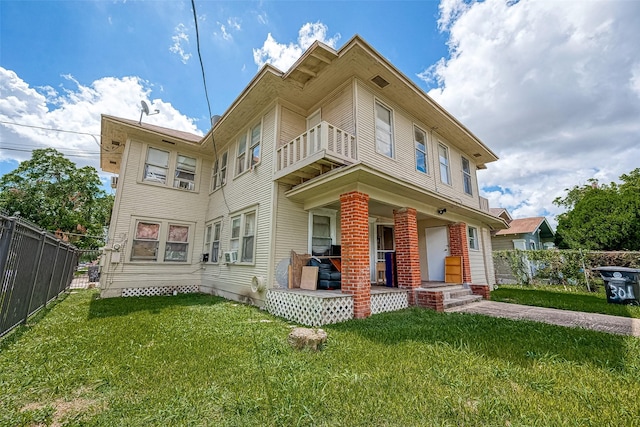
[112,141,121,146]
[109,160,117,165]
[371,75,389,88]
[161,139,176,145]
[473,153,482,158]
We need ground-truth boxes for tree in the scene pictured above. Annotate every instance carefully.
[0,148,113,248]
[553,168,640,250]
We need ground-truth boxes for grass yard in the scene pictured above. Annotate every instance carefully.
[492,284,640,319]
[1,290,639,426]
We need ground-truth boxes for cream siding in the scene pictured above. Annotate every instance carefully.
[481,227,496,287]
[316,81,355,135]
[491,236,516,251]
[354,80,484,212]
[200,106,276,305]
[100,137,211,296]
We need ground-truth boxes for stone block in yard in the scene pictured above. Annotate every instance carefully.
[288,327,327,351]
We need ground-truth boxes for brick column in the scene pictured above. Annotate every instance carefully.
[448,222,472,284]
[340,191,371,319]
[393,208,421,305]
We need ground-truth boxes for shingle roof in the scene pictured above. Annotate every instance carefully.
[103,115,202,143]
[494,217,546,236]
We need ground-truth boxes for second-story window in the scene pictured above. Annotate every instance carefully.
[236,134,247,176]
[462,156,473,195]
[249,123,261,168]
[144,147,170,184]
[438,144,451,185]
[375,101,394,158]
[414,126,428,174]
[212,151,227,190]
[174,155,196,191]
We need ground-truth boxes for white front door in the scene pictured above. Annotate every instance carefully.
[426,226,449,281]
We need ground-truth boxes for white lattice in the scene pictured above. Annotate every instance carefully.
[121,285,199,297]
[265,291,353,326]
[370,291,409,315]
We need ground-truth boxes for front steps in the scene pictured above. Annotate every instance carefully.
[415,284,485,312]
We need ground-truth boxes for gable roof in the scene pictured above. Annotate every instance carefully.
[494,217,555,238]
[489,208,512,222]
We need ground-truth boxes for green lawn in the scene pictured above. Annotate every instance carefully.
[1,290,639,426]
[492,284,640,318]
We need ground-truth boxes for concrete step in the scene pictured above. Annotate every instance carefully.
[443,293,483,310]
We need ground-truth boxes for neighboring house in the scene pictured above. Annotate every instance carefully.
[99,35,508,324]
[490,208,555,250]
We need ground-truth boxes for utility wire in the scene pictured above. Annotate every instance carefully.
[0,120,101,138]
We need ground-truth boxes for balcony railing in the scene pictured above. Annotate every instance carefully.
[479,196,490,212]
[275,121,357,184]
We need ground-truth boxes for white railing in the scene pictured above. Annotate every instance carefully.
[276,121,357,173]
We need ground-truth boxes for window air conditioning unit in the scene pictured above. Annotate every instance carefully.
[224,251,238,264]
[110,176,119,188]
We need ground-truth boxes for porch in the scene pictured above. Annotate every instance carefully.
[265,286,410,327]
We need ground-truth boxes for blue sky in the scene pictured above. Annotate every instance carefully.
[2,0,640,226]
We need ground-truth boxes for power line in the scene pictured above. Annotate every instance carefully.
[0,146,101,158]
[0,120,101,138]
[190,0,213,121]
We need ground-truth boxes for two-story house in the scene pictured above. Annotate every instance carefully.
[99,35,508,325]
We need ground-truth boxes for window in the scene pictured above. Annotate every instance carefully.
[414,126,428,174]
[131,220,191,262]
[236,134,247,176]
[311,214,332,256]
[212,151,227,190]
[164,225,189,261]
[438,144,451,185]
[230,216,241,252]
[468,226,479,250]
[144,148,170,184]
[462,156,473,195]
[375,101,394,157]
[211,222,221,263]
[131,221,160,260]
[174,154,196,190]
[229,211,256,264]
[242,212,256,263]
[249,123,261,169]
[235,122,262,177]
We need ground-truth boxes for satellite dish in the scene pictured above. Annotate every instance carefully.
[138,100,159,125]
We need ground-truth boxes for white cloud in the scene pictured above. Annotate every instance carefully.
[253,22,341,71]
[169,23,192,64]
[215,17,241,41]
[0,67,201,183]
[421,0,640,226]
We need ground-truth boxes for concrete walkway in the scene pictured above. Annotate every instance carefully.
[446,301,640,337]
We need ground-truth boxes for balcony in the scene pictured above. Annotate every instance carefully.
[479,196,490,212]
[275,121,357,185]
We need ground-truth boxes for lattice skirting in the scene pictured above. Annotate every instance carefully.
[265,291,353,327]
[121,285,199,297]
[370,292,409,315]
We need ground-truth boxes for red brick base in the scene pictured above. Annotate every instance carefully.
[414,289,444,312]
[470,284,490,300]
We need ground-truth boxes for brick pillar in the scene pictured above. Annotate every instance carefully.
[448,222,472,284]
[393,208,421,305]
[340,191,371,319]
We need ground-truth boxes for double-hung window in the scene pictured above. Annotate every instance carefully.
[438,144,451,185]
[212,151,227,190]
[204,222,221,263]
[236,134,247,176]
[375,101,394,158]
[235,123,262,176]
[174,154,196,190]
[164,224,189,261]
[211,222,221,263]
[144,148,170,184]
[229,211,257,264]
[414,126,428,174]
[462,156,473,195]
[468,226,479,250]
[249,123,261,169]
[131,221,161,260]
